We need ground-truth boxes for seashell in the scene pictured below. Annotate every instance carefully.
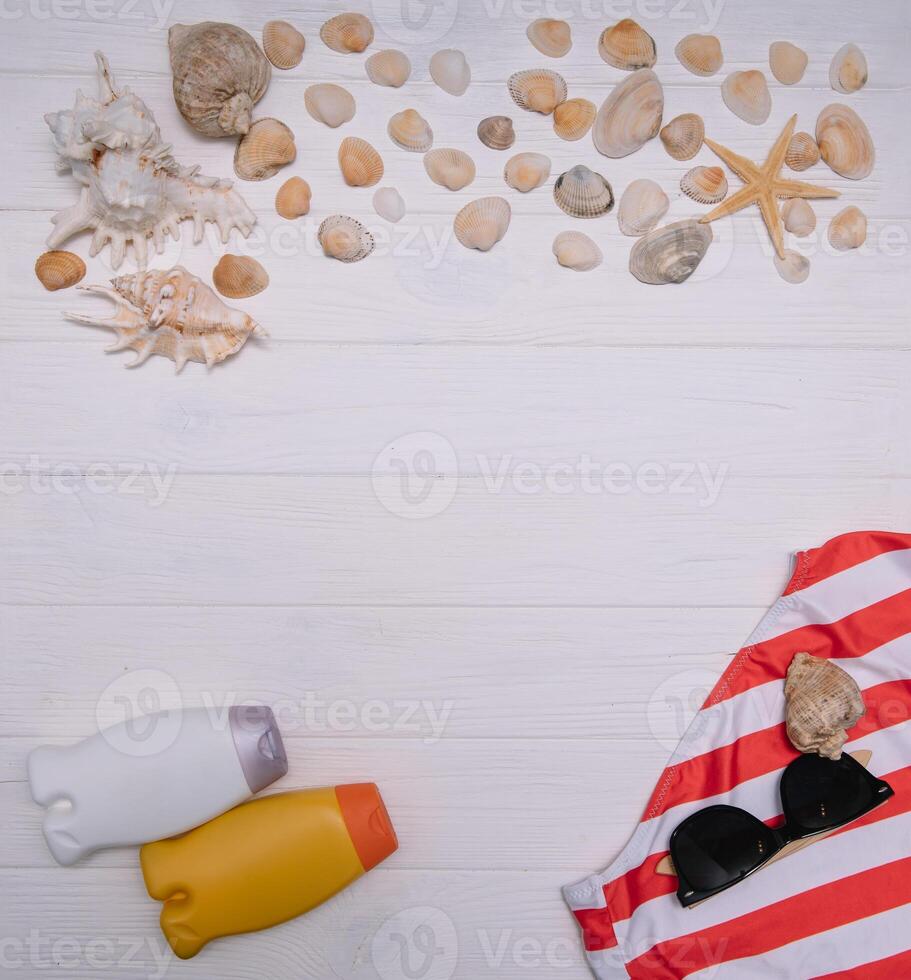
[212,254,269,299]
[387,109,433,152]
[526,18,572,58]
[320,13,373,54]
[423,148,476,191]
[46,53,255,270]
[659,113,704,161]
[262,21,305,70]
[318,215,374,263]
[674,33,723,76]
[629,219,712,285]
[275,177,311,219]
[773,249,811,284]
[234,118,296,181]
[454,197,511,252]
[785,132,820,171]
[507,69,567,114]
[618,179,669,236]
[722,70,771,125]
[769,41,808,85]
[680,165,727,204]
[781,198,816,237]
[816,103,874,180]
[553,98,596,141]
[337,136,384,187]
[304,84,356,128]
[477,115,516,150]
[830,43,868,94]
[598,19,656,71]
[373,187,405,223]
[365,49,411,88]
[67,266,265,371]
[553,165,614,218]
[503,152,551,193]
[35,250,86,291]
[552,231,602,271]
[430,49,471,96]
[592,68,663,158]
[828,205,867,251]
[168,22,271,138]
[784,652,865,759]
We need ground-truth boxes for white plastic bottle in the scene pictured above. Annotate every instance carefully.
[27,705,287,865]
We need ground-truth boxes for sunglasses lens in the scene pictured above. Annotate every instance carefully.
[781,754,877,832]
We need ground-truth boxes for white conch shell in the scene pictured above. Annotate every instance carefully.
[674,33,723,76]
[830,43,868,94]
[423,148,476,191]
[304,84,356,128]
[786,132,820,171]
[373,187,405,223]
[629,219,712,284]
[618,179,669,237]
[553,165,614,219]
[35,250,85,291]
[508,69,567,114]
[503,152,551,193]
[526,18,572,58]
[592,69,663,158]
[387,109,433,152]
[45,52,256,269]
[262,21,305,70]
[430,49,471,96]
[659,113,704,161]
[318,215,375,263]
[168,22,271,138]
[477,116,515,150]
[598,19,656,71]
[784,652,865,759]
[320,12,374,53]
[781,198,816,237]
[553,99,596,141]
[774,249,811,283]
[66,266,265,371]
[365,49,411,87]
[769,41,808,85]
[552,231,602,271]
[722,70,771,125]
[828,206,867,251]
[816,103,874,180]
[680,165,727,204]
[454,197,511,251]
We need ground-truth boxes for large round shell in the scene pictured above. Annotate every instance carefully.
[774,249,811,284]
[680,165,727,204]
[454,197,511,252]
[318,214,375,263]
[504,152,551,193]
[721,70,771,125]
[617,179,669,237]
[338,137,384,187]
[526,18,572,58]
[552,231,602,271]
[598,19,656,70]
[168,22,271,138]
[553,98,596,141]
[387,109,433,152]
[768,41,808,85]
[592,69,663,158]
[212,254,269,298]
[365,49,411,87]
[781,198,816,237]
[304,83,356,128]
[784,652,865,759]
[35,250,85,291]
[320,13,373,53]
[629,219,712,284]
[275,177,311,218]
[373,187,406,223]
[659,113,704,161]
[828,205,867,251]
[262,21,305,70]
[477,116,515,150]
[430,49,471,96]
[816,103,874,180]
[674,33,722,76]
[234,118,296,181]
[553,165,614,218]
[786,132,820,171]
[508,69,567,114]
[423,148,476,191]
[830,43,868,94]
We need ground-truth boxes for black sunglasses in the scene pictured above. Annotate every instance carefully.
[669,753,894,908]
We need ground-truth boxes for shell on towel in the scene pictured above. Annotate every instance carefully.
[785,652,865,759]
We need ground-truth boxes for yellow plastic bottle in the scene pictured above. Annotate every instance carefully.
[140,783,398,959]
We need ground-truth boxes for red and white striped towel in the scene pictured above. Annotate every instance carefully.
[564,531,911,979]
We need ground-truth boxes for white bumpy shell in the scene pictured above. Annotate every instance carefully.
[784,652,865,760]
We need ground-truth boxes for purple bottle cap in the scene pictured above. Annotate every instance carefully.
[229,705,288,794]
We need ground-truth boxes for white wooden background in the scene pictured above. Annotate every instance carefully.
[1,0,909,977]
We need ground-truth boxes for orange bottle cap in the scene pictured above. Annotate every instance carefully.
[336,783,398,872]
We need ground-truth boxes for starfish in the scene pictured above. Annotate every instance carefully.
[699,114,839,259]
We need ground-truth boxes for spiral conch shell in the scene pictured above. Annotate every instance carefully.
[366,49,411,88]
[423,149,476,191]
[722,70,771,125]
[769,41,808,85]
[828,206,867,251]
[816,103,874,180]
[338,137,384,187]
[318,215,375,263]
[598,19,656,71]
[553,165,614,219]
[629,219,712,284]
[262,21,305,70]
[526,18,572,58]
[275,177,311,219]
[504,152,551,193]
[454,197,511,252]
[618,179,669,237]
[212,254,269,299]
[552,231,602,272]
[553,99,596,141]
[304,84,356,128]
[234,118,296,181]
[785,652,865,760]
[674,33,722,76]
[35,250,85,291]
[786,132,820,172]
[387,109,433,152]
[508,69,567,114]
[66,266,265,371]
[168,22,271,138]
[430,49,471,96]
[593,69,663,158]
[659,113,704,161]
[320,13,374,53]
[830,43,867,94]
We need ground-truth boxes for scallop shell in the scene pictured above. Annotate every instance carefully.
[552,231,602,272]
[828,205,867,251]
[629,219,712,285]
[320,13,374,54]
[598,19,656,71]
[262,21,305,70]
[35,250,86,291]
[785,132,820,171]
[373,187,406,224]
[504,152,551,193]
[168,22,271,138]
[387,109,433,152]
[338,136,384,187]
[304,83,356,128]
[769,41,808,85]
[773,249,811,284]
[212,254,269,299]
[507,69,567,114]
[477,116,515,150]
[423,148,476,191]
[526,18,572,58]
[816,103,874,180]
[430,49,471,96]
[722,70,771,125]
[592,69,663,158]
[830,43,868,94]
[674,33,723,76]
[275,177,311,219]
[659,113,704,161]
[365,49,411,88]
[234,118,296,181]
[318,214,375,263]
[553,98,596,141]
[453,197,511,252]
[680,165,727,204]
[781,198,816,237]
[553,165,614,219]
[617,179,669,237]
[785,652,865,759]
